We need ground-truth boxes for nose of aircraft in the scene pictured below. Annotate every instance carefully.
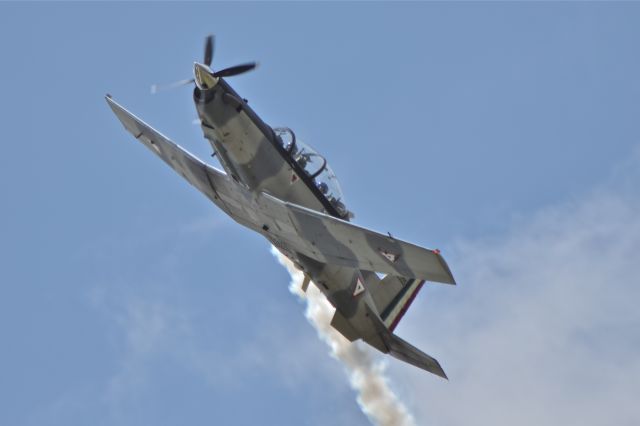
[193,62,218,90]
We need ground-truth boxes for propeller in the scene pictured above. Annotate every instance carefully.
[150,35,257,94]
[204,34,214,67]
[213,62,257,78]
[150,78,194,94]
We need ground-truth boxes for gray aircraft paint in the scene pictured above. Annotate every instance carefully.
[106,63,454,378]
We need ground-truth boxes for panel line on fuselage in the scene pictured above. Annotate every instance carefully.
[209,79,345,220]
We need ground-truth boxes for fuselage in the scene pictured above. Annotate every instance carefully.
[193,76,382,342]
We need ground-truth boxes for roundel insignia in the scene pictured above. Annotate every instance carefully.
[379,248,399,263]
[353,277,365,297]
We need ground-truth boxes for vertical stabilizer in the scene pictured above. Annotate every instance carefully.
[376,276,425,332]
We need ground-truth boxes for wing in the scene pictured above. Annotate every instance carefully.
[256,193,456,284]
[107,95,455,285]
[106,95,229,210]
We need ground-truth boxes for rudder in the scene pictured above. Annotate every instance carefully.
[375,275,425,332]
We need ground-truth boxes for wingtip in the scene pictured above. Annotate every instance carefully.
[105,96,127,115]
[433,250,457,285]
[435,362,449,380]
[105,94,117,107]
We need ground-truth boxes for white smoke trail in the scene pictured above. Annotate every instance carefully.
[271,247,416,426]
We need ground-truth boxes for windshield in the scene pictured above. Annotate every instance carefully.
[274,127,349,218]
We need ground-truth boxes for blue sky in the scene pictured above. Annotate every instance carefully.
[1,3,640,425]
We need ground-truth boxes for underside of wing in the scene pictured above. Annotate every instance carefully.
[257,193,456,284]
[106,96,228,207]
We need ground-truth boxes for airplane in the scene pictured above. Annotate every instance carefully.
[106,36,456,379]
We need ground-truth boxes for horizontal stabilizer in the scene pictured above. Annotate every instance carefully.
[384,332,447,379]
[365,305,447,379]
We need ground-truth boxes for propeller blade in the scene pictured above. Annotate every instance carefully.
[204,35,214,67]
[213,62,257,78]
[150,78,194,94]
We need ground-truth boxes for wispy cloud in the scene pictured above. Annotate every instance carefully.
[392,151,640,425]
[98,296,193,421]
[84,152,640,426]
[88,271,351,424]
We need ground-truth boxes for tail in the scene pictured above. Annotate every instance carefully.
[377,276,425,332]
[360,270,429,333]
[364,304,448,379]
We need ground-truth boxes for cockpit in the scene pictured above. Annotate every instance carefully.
[274,127,351,219]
